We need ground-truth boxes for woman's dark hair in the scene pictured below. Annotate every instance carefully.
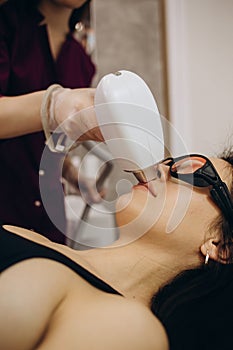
[8,0,91,31]
[151,149,233,350]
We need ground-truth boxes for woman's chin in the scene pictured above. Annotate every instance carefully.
[115,191,136,229]
[115,189,157,244]
[115,188,149,229]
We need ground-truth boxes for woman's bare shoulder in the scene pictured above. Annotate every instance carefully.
[87,297,169,350]
[0,257,74,350]
[38,292,169,350]
[3,225,53,244]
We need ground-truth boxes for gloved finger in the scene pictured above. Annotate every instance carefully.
[56,105,104,142]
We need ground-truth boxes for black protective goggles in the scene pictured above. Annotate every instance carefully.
[162,154,233,225]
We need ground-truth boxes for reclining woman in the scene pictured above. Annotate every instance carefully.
[0,87,233,350]
[0,149,233,350]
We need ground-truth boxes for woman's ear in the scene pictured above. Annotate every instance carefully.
[200,238,221,263]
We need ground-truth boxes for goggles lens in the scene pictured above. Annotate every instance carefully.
[171,156,206,175]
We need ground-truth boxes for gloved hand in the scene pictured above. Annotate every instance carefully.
[41,85,104,152]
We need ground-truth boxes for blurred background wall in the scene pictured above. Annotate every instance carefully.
[91,0,168,118]
[165,0,233,156]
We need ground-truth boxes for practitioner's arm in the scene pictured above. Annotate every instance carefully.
[0,92,44,138]
[0,87,103,141]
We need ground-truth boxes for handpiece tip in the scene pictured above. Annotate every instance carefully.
[125,165,158,183]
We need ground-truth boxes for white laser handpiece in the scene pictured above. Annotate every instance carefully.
[94,70,164,183]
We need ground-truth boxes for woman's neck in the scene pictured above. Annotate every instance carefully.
[79,239,188,307]
[38,0,72,32]
[37,1,73,59]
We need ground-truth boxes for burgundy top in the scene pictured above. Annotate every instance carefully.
[0,1,96,243]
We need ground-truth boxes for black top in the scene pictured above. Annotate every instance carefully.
[0,225,120,295]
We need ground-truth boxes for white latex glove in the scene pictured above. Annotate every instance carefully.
[42,85,104,144]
